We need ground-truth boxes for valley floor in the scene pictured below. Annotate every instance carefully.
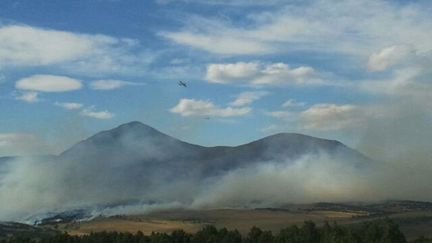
[46,203,432,241]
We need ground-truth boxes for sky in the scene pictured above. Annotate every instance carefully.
[1,0,432,157]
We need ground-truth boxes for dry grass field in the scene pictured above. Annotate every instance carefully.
[46,202,432,241]
[54,208,369,235]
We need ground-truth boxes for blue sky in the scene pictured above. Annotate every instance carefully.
[1,0,432,156]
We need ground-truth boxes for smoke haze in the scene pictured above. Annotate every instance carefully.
[0,114,431,222]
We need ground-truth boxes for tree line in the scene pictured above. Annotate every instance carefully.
[2,219,431,243]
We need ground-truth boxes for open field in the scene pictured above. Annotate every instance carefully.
[52,209,361,236]
[43,201,432,241]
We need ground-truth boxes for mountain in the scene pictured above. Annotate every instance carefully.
[61,121,202,159]
[200,132,370,174]
[5,121,373,223]
[58,122,209,195]
[59,121,370,177]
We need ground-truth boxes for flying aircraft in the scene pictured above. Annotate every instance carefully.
[178,81,187,87]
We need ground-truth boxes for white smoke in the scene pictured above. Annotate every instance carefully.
[0,151,385,222]
[193,155,379,209]
[1,109,432,222]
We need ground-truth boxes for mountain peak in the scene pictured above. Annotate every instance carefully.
[60,121,196,157]
[118,121,146,128]
[115,121,154,131]
[60,121,165,157]
[108,121,166,137]
[267,132,343,145]
[246,132,343,149]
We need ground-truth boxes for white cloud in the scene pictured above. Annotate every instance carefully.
[55,102,83,110]
[230,91,269,107]
[266,103,370,132]
[0,25,151,76]
[282,99,306,108]
[0,25,113,66]
[206,62,321,86]
[0,25,82,65]
[361,47,432,98]
[15,75,82,92]
[361,68,421,95]
[206,62,259,84]
[65,50,154,77]
[161,32,273,55]
[367,45,415,72]
[80,107,114,119]
[170,98,251,117]
[300,104,363,131]
[14,92,40,103]
[162,1,432,56]
[89,80,144,90]
[54,102,114,119]
[267,110,294,119]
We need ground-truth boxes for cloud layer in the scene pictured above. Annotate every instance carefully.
[80,107,115,119]
[300,104,363,131]
[206,62,321,86]
[89,80,145,90]
[163,1,432,56]
[14,92,40,103]
[15,75,82,92]
[0,25,105,66]
[230,91,269,107]
[170,98,251,117]
[55,102,83,110]
[0,24,151,76]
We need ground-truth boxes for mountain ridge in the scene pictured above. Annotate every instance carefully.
[61,121,360,155]
[58,121,371,176]
[0,121,376,223]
